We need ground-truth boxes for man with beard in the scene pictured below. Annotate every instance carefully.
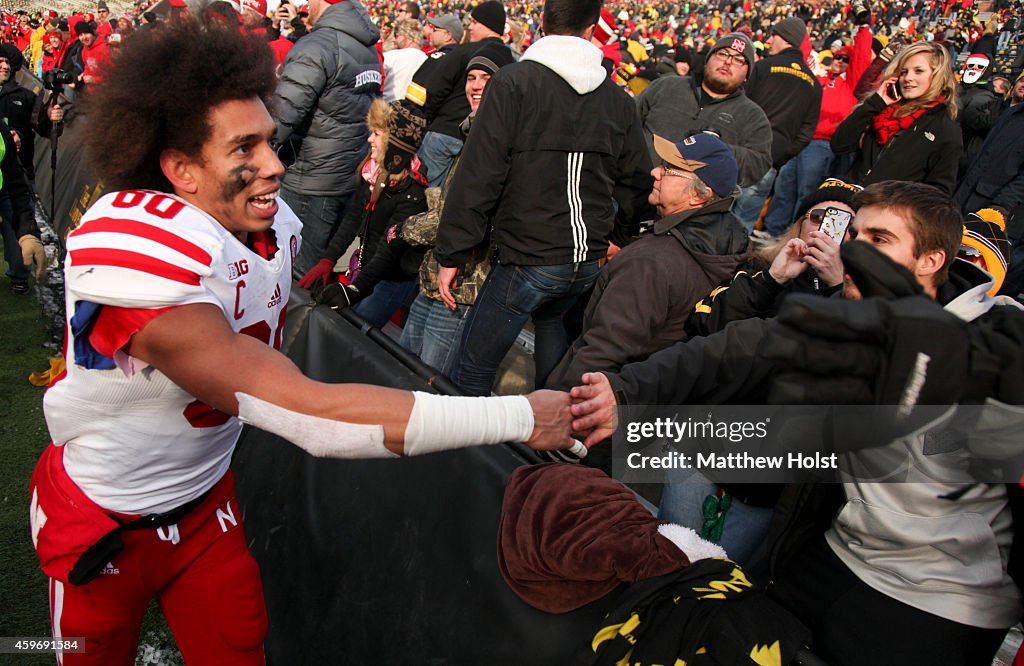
[636,33,771,188]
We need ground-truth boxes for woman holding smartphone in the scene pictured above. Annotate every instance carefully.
[831,41,962,193]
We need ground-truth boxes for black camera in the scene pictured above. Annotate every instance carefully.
[42,68,75,92]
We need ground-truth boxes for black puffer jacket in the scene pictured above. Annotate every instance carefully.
[831,94,962,194]
[274,0,381,196]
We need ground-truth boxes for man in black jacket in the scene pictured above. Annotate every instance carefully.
[956,101,1024,296]
[1,118,45,294]
[433,0,653,396]
[956,53,1004,177]
[735,17,821,231]
[0,44,38,181]
[406,1,505,187]
[273,0,382,277]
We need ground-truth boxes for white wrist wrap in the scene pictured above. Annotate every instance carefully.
[403,392,534,456]
[236,392,396,459]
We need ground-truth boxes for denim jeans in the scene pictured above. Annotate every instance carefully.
[280,187,352,278]
[353,279,416,329]
[400,294,473,376]
[0,194,29,283]
[450,261,601,396]
[763,140,836,237]
[658,468,774,568]
[732,167,777,233]
[417,131,463,188]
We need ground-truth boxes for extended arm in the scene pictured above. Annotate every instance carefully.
[126,303,573,455]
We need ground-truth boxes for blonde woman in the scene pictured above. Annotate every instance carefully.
[831,41,962,193]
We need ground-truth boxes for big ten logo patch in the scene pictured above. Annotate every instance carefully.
[228,259,250,280]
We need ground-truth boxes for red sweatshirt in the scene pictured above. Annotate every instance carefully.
[813,26,873,141]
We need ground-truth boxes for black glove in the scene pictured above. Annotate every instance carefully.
[311,281,361,310]
[840,241,922,300]
[764,293,968,407]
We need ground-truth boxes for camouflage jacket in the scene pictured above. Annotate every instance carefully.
[402,172,492,306]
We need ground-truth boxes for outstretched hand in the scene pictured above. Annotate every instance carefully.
[524,390,574,451]
[569,372,619,447]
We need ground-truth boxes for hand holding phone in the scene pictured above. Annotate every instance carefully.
[879,77,902,104]
[819,207,853,245]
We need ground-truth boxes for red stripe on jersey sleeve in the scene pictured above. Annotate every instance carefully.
[71,217,213,267]
[70,248,204,285]
[90,305,178,359]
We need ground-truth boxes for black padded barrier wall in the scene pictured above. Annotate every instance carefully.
[233,297,619,664]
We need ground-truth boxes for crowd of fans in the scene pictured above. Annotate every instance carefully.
[4,0,1024,663]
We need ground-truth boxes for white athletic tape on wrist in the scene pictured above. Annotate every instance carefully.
[657,523,728,562]
[403,392,534,456]
[236,392,396,459]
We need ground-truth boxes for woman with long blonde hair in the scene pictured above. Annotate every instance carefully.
[831,40,962,193]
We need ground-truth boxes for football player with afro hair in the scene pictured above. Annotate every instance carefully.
[33,14,577,665]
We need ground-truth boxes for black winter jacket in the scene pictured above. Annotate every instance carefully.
[323,169,427,283]
[954,103,1024,231]
[0,79,37,179]
[435,39,654,268]
[957,83,1004,176]
[744,47,822,168]
[405,38,502,140]
[0,118,38,240]
[687,264,839,338]
[831,94,962,194]
[274,0,381,196]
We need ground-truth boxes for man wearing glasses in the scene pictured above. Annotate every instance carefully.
[546,132,748,393]
[957,52,1004,177]
[95,1,115,39]
[636,32,771,190]
[395,2,420,21]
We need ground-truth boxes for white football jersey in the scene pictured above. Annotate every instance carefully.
[44,190,302,514]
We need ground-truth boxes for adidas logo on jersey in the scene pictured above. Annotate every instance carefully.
[101,562,120,575]
[267,284,282,308]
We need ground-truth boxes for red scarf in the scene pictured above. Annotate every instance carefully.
[871,98,944,145]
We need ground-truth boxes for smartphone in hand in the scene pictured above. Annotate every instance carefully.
[886,81,903,101]
[819,207,853,244]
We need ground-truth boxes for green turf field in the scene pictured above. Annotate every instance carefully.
[0,280,53,666]
[0,274,183,665]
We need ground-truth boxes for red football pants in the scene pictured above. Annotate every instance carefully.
[45,470,267,665]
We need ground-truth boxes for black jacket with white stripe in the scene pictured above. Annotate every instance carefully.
[433,36,654,268]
